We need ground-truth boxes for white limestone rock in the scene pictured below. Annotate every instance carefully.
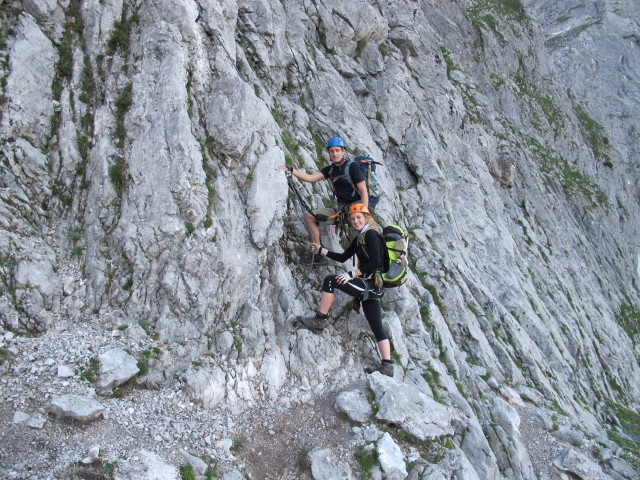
[377,433,407,480]
[308,448,356,480]
[114,450,179,480]
[95,348,140,395]
[47,394,105,422]
[334,388,373,424]
[368,372,455,440]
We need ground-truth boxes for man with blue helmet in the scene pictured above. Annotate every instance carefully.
[285,136,368,260]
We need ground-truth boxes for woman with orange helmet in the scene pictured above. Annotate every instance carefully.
[293,203,394,377]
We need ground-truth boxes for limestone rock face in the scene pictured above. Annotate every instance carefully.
[0,0,639,479]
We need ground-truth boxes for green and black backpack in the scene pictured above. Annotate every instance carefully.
[379,225,409,287]
[359,225,409,288]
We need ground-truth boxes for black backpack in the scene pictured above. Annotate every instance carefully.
[330,156,383,209]
[344,156,382,209]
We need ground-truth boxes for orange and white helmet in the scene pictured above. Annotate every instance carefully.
[348,203,370,216]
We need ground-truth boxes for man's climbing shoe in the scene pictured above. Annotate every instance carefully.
[294,311,329,333]
[364,361,394,377]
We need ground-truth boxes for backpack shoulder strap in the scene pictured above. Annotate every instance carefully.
[358,228,383,257]
[341,159,357,194]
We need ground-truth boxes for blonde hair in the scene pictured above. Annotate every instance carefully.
[365,213,379,231]
[350,212,380,234]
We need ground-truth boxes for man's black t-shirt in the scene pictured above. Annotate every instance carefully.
[320,161,366,205]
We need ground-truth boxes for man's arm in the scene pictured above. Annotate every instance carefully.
[356,180,369,206]
[285,166,325,183]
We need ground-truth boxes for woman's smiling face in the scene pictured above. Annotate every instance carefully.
[349,212,367,230]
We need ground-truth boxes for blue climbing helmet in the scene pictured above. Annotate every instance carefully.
[326,136,346,149]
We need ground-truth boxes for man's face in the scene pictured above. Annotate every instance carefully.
[328,146,345,164]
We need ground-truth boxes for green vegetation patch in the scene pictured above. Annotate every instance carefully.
[79,357,99,383]
[425,284,444,314]
[616,300,640,345]
[420,305,432,329]
[545,20,602,50]
[422,367,446,403]
[527,137,609,210]
[108,156,127,194]
[354,445,378,478]
[574,104,613,167]
[114,83,133,146]
[439,46,461,78]
[201,137,218,211]
[468,0,528,40]
[78,55,96,106]
[607,402,640,454]
[179,464,196,480]
[312,131,328,170]
[281,130,302,167]
[107,6,140,55]
[469,0,527,22]
[515,75,564,131]
[137,358,149,376]
[388,425,452,464]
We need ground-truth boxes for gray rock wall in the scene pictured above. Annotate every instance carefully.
[1,0,639,478]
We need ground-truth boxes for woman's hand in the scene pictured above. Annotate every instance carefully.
[336,271,353,284]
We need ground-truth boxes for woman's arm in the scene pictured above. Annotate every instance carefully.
[324,237,357,263]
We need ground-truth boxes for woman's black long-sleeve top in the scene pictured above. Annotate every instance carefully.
[326,229,384,276]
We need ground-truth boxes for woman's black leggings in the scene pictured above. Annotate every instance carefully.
[322,275,387,342]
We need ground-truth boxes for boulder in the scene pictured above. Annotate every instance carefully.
[47,394,105,422]
[368,372,455,440]
[95,348,140,395]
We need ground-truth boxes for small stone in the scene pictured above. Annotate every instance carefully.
[81,445,101,464]
[26,414,46,429]
[57,365,74,377]
[13,411,30,423]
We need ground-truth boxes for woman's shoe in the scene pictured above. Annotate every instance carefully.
[294,312,329,333]
[364,361,394,377]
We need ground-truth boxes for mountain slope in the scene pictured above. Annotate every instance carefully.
[0,0,638,478]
